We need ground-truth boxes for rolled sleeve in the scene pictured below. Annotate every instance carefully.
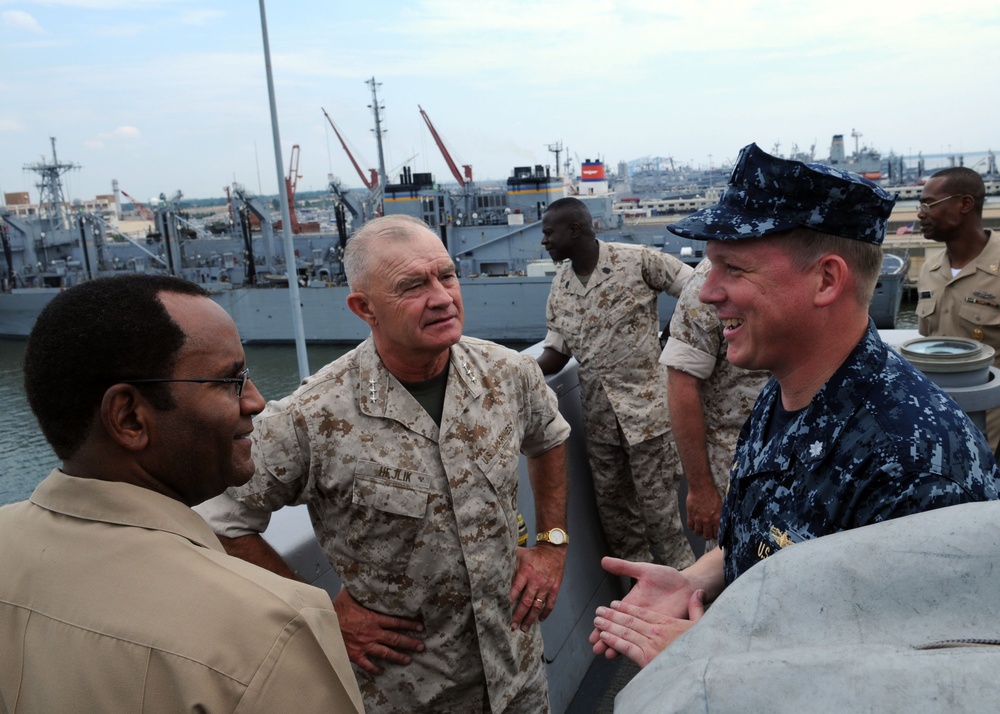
[660,339,717,381]
[193,490,272,538]
[519,354,571,457]
[542,328,570,357]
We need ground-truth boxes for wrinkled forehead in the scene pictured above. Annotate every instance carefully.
[378,231,453,275]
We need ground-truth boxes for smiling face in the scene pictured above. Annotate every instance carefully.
[148,293,265,506]
[355,226,464,368]
[700,237,818,379]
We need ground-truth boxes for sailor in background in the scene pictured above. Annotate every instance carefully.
[916,166,1000,451]
[537,197,695,569]
[589,143,999,667]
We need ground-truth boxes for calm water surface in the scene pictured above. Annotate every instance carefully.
[0,305,916,506]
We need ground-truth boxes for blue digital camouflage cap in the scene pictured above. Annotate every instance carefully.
[668,143,896,245]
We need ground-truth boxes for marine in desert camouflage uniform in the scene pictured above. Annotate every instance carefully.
[660,258,768,551]
[538,197,693,567]
[198,215,570,713]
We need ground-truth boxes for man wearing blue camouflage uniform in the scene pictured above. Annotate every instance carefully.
[589,143,1000,667]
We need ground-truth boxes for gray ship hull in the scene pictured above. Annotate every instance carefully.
[212,276,562,344]
[1,275,678,344]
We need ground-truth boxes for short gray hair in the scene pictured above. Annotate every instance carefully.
[344,214,434,291]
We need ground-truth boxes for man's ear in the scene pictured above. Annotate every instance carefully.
[100,385,151,452]
[347,291,377,326]
[813,254,849,308]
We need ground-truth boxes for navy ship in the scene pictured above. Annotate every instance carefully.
[1,122,909,342]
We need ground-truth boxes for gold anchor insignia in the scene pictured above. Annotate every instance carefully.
[769,525,795,549]
[973,328,985,341]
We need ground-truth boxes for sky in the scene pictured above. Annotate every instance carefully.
[1,0,999,203]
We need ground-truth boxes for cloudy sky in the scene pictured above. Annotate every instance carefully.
[1,0,998,203]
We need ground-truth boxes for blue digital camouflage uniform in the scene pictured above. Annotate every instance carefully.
[719,320,1000,584]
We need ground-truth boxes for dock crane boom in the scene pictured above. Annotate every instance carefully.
[418,105,471,188]
[119,189,155,221]
[281,144,301,234]
[322,107,375,190]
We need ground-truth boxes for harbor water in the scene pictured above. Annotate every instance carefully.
[1,307,916,507]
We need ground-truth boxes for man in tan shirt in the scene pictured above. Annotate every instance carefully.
[0,274,363,713]
[916,166,1000,451]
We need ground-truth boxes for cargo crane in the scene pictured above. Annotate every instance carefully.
[119,189,155,222]
[280,144,302,234]
[322,107,376,190]
[273,144,319,234]
[418,105,472,188]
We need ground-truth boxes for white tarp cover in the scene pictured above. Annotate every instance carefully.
[617,501,1000,712]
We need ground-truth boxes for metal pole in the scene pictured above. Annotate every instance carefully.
[258,0,309,380]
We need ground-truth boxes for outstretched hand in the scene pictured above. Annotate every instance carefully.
[592,589,706,667]
[332,588,426,674]
[588,556,698,658]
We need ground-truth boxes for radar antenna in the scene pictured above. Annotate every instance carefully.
[23,137,79,229]
[546,141,563,177]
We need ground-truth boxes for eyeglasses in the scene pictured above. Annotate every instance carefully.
[917,195,966,212]
[122,367,251,399]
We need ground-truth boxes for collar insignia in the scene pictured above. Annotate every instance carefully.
[462,361,477,383]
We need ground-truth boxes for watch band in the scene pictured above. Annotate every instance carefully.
[536,528,568,545]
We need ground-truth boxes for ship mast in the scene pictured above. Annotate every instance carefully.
[547,141,563,178]
[367,77,388,213]
[23,137,79,230]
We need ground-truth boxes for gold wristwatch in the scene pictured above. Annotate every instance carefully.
[536,528,568,546]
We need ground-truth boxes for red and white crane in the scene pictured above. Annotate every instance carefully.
[322,107,376,191]
[119,188,154,221]
[418,105,472,188]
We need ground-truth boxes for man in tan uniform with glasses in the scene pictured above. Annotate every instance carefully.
[916,166,1000,451]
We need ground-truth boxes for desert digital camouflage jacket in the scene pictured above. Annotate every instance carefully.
[661,258,769,458]
[225,336,570,713]
[544,241,692,445]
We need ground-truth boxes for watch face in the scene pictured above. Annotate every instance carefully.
[549,529,566,545]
